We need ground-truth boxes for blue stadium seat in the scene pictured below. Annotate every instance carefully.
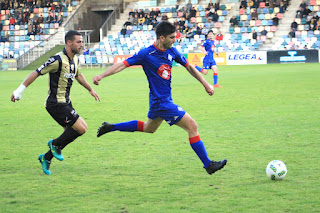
[259,14,265,20]
[85,56,91,64]
[262,20,268,26]
[92,56,97,64]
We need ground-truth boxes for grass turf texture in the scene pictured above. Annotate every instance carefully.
[0,63,319,212]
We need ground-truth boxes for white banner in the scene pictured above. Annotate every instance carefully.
[226,51,267,65]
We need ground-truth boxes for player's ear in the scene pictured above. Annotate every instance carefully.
[66,39,73,46]
[159,35,165,41]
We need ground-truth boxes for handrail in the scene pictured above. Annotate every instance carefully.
[16,30,64,70]
[99,0,124,41]
[63,0,88,31]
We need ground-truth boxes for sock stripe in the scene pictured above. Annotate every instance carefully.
[137,120,144,132]
[189,135,201,144]
[214,73,218,76]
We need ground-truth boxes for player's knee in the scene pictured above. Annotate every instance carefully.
[76,122,88,135]
[77,126,87,135]
[202,69,208,75]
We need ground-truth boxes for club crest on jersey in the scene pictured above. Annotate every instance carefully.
[157,64,171,80]
[167,54,173,61]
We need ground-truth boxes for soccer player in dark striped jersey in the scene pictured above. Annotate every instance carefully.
[93,22,227,175]
[11,30,100,175]
[195,30,222,88]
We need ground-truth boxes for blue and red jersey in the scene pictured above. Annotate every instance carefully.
[124,44,189,104]
[201,39,216,63]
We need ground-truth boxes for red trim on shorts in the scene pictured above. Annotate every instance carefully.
[214,73,218,76]
[123,60,130,67]
[137,120,144,132]
[189,135,201,144]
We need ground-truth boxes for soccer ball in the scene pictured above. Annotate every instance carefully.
[266,160,287,180]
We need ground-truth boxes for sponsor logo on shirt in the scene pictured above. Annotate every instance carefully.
[157,64,171,80]
[64,73,76,80]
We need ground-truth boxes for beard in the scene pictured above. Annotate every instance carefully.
[71,47,80,55]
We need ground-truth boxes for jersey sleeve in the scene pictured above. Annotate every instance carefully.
[173,48,189,67]
[36,55,60,75]
[123,50,145,67]
[201,40,207,47]
[76,56,81,77]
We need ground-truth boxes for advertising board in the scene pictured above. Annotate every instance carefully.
[226,51,267,65]
[267,50,319,64]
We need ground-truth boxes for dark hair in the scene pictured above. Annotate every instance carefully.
[65,30,81,44]
[155,21,176,39]
[207,30,214,34]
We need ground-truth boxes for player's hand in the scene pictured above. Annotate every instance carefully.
[11,93,20,102]
[90,89,100,102]
[11,92,22,102]
[205,84,214,96]
[93,75,102,85]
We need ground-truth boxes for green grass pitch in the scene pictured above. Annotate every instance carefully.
[0,63,319,212]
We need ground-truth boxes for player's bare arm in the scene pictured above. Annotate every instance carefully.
[11,71,39,102]
[75,73,100,102]
[185,64,214,96]
[93,62,127,85]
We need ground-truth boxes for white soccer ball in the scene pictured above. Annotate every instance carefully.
[266,160,287,180]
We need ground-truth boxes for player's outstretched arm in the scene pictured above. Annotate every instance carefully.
[93,62,127,85]
[11,71,39,102]
[76,73,100,102]
[185,64,214,96]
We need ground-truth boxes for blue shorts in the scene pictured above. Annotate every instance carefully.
[203,60,217,69]
[148,100,186,126]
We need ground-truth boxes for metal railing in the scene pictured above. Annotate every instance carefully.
[63,0,89,32]
[99,0,124,41]
[16,30,64,70]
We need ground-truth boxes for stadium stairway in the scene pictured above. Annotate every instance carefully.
[218,0,240,37]
[107,2,137,38]
[262,0,301,50]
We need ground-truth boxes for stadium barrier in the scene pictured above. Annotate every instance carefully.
[81,50,319,68]
[226,51,267,65]
[267,50,319,64]
[188,53,227,66]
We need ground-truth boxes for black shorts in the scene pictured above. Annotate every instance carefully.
[46,102,80,127]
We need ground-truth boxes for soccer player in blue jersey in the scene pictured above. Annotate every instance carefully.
[195,30,222,88]
[93,22,227,175]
